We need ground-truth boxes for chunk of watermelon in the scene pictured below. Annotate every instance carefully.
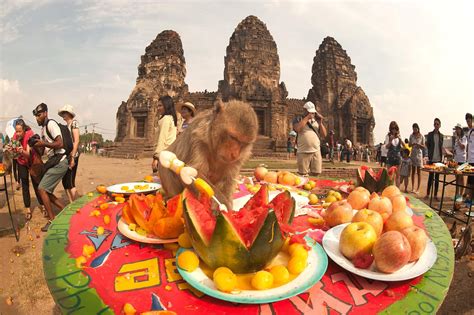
[183,189,216,246]
[268,190,296,225]
[224,205,270,248]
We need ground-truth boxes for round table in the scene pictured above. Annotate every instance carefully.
[43,185,454,314]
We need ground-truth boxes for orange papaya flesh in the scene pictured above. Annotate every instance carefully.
[154,216,184,239]
[129,194,154,231]
[121,203,136,225]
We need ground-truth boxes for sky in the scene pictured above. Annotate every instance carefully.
[1,0,473,142]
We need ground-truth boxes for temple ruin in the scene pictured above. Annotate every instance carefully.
[111,16,375,158]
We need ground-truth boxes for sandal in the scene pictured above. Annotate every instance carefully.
[40,206,48,218]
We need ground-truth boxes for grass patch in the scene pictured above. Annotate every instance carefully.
[243,159,355,170]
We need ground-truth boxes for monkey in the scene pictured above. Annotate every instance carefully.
[156,100,258,208]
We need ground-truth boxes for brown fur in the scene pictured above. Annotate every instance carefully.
[158,100,258,207]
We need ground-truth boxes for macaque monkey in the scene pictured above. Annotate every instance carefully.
[157,100,258,208]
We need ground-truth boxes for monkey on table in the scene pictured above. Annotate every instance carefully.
[154,100,258,208]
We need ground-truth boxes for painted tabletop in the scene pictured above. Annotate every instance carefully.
[43,185,454,315]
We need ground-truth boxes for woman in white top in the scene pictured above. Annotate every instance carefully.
[409,123,425,194]
[151,96,178,172]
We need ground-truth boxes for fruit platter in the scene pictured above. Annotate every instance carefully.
[0,163,5,176]
[322,183,437,280]
[106,181,161,195]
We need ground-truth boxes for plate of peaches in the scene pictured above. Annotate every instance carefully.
[322,222,437,281]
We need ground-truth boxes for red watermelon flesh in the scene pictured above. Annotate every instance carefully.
[183,190,215,246]
[224,205,270,248]
[242,184,268,210]
[268,191,295,225]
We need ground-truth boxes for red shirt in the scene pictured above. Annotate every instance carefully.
[12,129,34,166]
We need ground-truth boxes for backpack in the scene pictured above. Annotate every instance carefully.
[45,119,74,157]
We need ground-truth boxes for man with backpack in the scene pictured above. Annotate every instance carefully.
[32,103,70,231]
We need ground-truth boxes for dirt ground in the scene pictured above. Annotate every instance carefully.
[0,154,472,315]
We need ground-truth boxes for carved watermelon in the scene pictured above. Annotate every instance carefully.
[357,166,396,193]
[182,185,295,273]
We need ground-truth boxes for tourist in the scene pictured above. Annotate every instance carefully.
[409,123,425,195]
[399,148,412,193]
[292,101,327,176]
[365,145,371,163]
[451,123,467,201]
[178,102,196,135]
[424,118,444,201]
[286,132,296,160]
[328,130,335,163]
[385,121,403,186]
[32,103,68,232]
[465,113,474,202]
[58,104,80,202]
[380,143,388,167]
[342,138,352,163]
[9,119,44,220]
[336,141,342,161]
[404,138,412,154]
[151,96,178,172]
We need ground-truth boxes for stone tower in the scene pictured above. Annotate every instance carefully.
[115,30,188,144]
[307,37,375,146]
[218,15,288,141]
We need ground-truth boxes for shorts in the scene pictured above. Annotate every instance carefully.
[39,158,68,194]
[297,151,322,175]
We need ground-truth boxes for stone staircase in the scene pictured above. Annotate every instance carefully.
[107,139,155,159]
[251,136,288,158]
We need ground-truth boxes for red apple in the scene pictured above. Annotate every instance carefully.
[373,231,411,273]
[324,200,353,227]
[352,252,375,269]
[352,209,384,236]
[391,194,407,212]
[401,226,428,262]
[347,188,370,210]
[254,166,268,181]
[385,211,414,232]
[339,222,377,260]
[368,196,393,222]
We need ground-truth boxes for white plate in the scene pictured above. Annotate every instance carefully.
[107,182,161,195]
[117,217,178,244]
[233,191,310,217]
[322,223,437,281]
[176,237,328,304]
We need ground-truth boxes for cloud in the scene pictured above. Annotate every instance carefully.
[0,79,24,123]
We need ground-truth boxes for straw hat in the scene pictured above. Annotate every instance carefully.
[181,102,196,114]
[58,104,76,118]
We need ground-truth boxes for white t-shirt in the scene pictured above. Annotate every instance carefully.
[42,120,66,157]
[453,135,467,163]
[467,128,474,163]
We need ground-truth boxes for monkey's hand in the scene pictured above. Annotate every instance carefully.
[151,159,159,173]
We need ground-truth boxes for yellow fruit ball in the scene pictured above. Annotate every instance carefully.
[103,215,111,225]
[288,243,304,256]
[213,266,234,279]
[178,233,193,248]
[292,246,308,260]
[325,195,337,203]
[214,271,237,292]
[97,226,105,236]
[308,180,316,189]
[177,250,199,272]
[303,183,312,191]
[270,265,290,285]
[123,303,136,315]
[295,177,301,185]
[333,192,342,201]
[308,194,319,205]
[251,271,274,290]
[288,257,307,274]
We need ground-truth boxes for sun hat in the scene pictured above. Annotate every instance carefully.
[453,123,462,130]
[58,104,76,118]
[181,102,196,114]
[303,101,316,113]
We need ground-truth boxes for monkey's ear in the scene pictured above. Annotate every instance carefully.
[213,99,224,114]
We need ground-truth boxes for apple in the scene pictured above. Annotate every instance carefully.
[352,209,384,236]
[324,200,353,227]
[347,188,370,210]
[385,211,414,232]
[254,166,268,181]
[369,192,379,200]
[373,231,411,273]
[391,194,407,212]
[401,226,428,262]
[382,185,401,199]
[339,222,377,260]
[263,171,278,183]
[368,196,393,222]
[352,252,375,269]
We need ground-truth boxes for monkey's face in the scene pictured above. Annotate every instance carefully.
[216,129,253,163]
